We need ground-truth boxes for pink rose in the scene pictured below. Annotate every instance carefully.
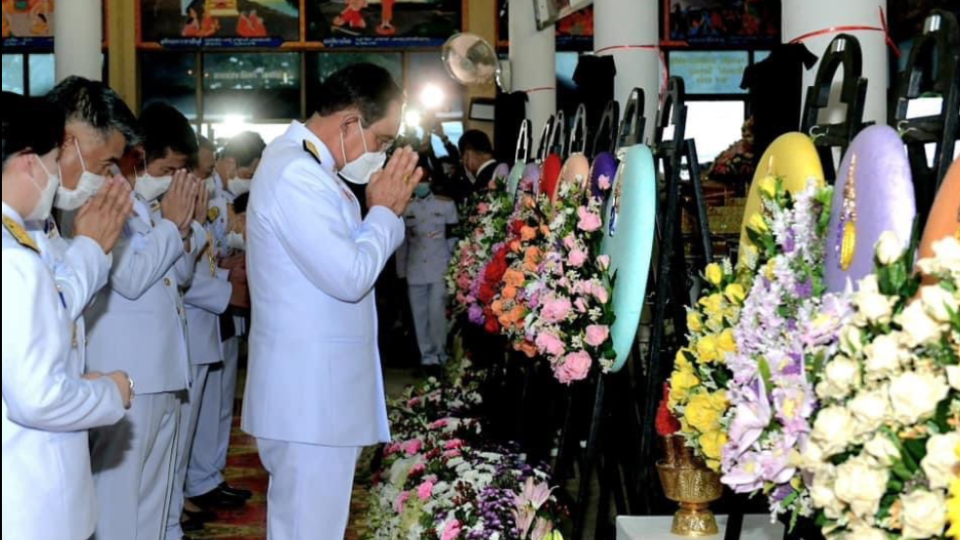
[563,235,577,250]
[585,325,610,347]
[407,397,421,408]
[394,491,410,513]
[429,419,449,430]
[417,481,435,501]
[593,285,609,305]
[444,449,462,459]
[478,203,490,215]
[577,207,602,232]
[599,175,612,191]
[445,439,464,450]
[409,463,426,477]
[535,332,566,358]
[403,439,423,456]
[574,298,588,313]
[457,276,471,290]
[555,351,592,384]
[442,519,463,540]
[568,249,587,267]
[597,255,611,271]
[541,298,572,323]
[384,443,401,456]
[558,277,570,289]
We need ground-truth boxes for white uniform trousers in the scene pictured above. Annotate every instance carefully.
[186,337,239,497]
[256,439,360,540]
[90,392,180,540]
[408,282,448,366]
[165,364,210,540]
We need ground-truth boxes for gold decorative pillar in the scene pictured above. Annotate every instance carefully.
[108,0,139,112]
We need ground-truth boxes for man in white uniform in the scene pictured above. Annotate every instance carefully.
[242,63,422,540]
[86,103,208,540]
[2,91,132,540]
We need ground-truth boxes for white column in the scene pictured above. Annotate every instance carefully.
[509,0,557,150]
[594,0,660,144]
[783,0,889,126]
[54,0,102,82]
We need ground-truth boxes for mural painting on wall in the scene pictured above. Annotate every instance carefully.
[497,4,593,52]
[2,0,55,47]
[665,0,779,46]
[140,0,300,47]
[305,0,462,48]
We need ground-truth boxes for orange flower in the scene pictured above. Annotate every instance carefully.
[519,341,538,358]
[491,300,505,316]
[502,286,517,300]
[508,305,527,324]
[509,240,522,253]
[523,196,536,209]
[540,225,551,236]
[521,226,537,242]
[503,269,525,289]
[524,247,542,272]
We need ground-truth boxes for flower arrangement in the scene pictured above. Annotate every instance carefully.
[800,235,960,540]
[447,176,515,327]
[950,441,959,539]
[367,357,568,540]
[524,175,616,384]
[720,178,851,521]
[667,176,779,472]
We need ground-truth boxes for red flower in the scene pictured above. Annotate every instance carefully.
[511,219,525,237]
[656,383,681,437]
[484,309,502,334]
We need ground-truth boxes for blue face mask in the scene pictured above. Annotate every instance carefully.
[414,184,431,198]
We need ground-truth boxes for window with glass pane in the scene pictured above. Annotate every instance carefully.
[311,52,403,86]
[141,52,198,120]
[203,53,301,122]
[685,101,746,163]
[28,54,55,96]
[2,54,25,95]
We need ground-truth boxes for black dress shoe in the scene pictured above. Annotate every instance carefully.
[190,486,246,510]
[184,507,217,523]
[181,513,206,533]
[218,482,253,501]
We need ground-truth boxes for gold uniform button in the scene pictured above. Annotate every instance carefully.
[164,278,172,287]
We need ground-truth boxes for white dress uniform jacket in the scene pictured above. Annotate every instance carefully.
[242,121,405,447]
[2,204,125,540]
[85,195,205,394]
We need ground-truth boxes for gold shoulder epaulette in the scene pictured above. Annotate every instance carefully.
[303,140,323,166]
[2,215,39,254]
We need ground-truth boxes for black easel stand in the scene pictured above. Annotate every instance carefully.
[800,34,869,182]
[637,77,713,515]
[892,9,960,231]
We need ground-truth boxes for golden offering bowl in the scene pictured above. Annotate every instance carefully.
[656,460,723,537]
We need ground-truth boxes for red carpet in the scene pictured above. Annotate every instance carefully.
[193,418,370,540]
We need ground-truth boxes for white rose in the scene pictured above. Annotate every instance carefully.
[819,356,862,400]
[864,333,906,380]
[848,387,892,438]
[895,301,944,349]
[925,237,960,274]
[889,371,950,425]
[920,432,960,490]
[800,440,827,473]
[834,455,889,520]
[812,406,857,457]
[863,433,901,467]
[809,465,845,520]
[854,285,895,326]
[845,525,891,540]
[840,325,865,357]
[948,366,960,391]
[901,489,948,539]
[875,231,905,265]
[920,284,959,323]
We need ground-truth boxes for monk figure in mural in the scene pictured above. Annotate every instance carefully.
[377,0,396,36]
[333,0,368,30]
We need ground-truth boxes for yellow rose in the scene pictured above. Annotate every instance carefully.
[699,294,724,320]
[675,348,694,370]
[724,283,746,305]
[700,430,729,466]
[685,392,728,433]
[669,370,700,407]
[758,176,777,199]
[704,263,723,286]
[948,443,960,539]
[696,334,720,364]
[687,311,704,334]
[716,329,737,356]
[749,213,769,234]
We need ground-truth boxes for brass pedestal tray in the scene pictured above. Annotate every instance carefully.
[657,435,724,537]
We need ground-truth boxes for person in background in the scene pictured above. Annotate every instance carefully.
[185,134,264,514]
[2,92,132,540]
[396,165,458,374]
[458,129,497,200]
[215,131,265,201]
[242,63,421,540]
[195,135,217,197]
[85,102,208,540]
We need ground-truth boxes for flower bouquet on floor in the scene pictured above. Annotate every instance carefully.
[523,175,616,385]
[720,178,855,523]
[447,175,515,325]
[799,234,959,540]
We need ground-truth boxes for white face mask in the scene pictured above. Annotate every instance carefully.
[338,120,386,186]
[55,139,106,211]
[28,155,61,222]
[135,174,173,203]
[202,176,216,196]
[228,178,251,197]
[226,231,246,251]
